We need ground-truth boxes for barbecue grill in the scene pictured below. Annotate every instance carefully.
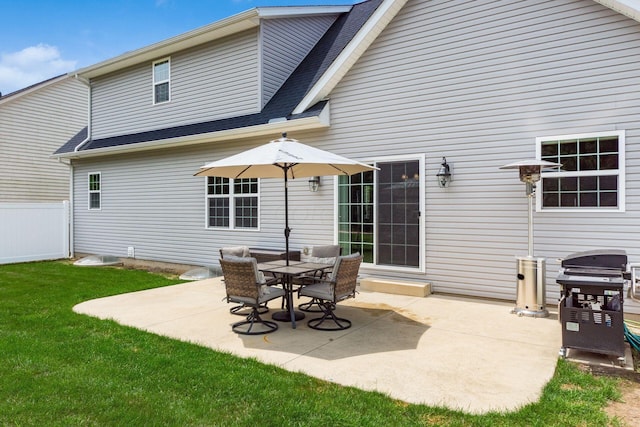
[557,249,627,364]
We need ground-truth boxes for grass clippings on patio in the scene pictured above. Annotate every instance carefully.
[0,260,627,426]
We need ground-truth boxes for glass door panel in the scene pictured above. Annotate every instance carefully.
[337,160,420,268]
[376,160,420,267]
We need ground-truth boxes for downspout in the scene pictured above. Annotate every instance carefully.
[57,158,75,258]
[74,74,92,152]
[63,73,92,258]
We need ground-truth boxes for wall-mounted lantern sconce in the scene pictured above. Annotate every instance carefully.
[436,157,451,188]
[308,176,320,192]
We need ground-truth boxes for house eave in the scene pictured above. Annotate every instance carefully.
[292,0,409,115]
[0,74,69,105]
[71,6,353,80]
[72,10,259,79]
[593,0,640,23]
[53,107,330,160]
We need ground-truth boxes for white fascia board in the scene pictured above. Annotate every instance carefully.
[292,0,409,115]
[54,103,331,160]
[593,0,640,22]
[72,9,259,79]
[70,6,353,80]
[256,5,352,19]
[0,75,68,106]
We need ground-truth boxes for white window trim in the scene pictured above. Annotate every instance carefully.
[88,172,101,211]
[535,130,625,213]
[152,57,171,105]
[204,178,261,231]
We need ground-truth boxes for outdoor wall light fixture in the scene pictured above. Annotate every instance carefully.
[436,157,451,188]
[308,176,320,192]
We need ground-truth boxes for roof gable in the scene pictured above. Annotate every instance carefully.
[72,6,351,80]
[56,0,389,158]
[56,0,640,159]
[0,74,67,105]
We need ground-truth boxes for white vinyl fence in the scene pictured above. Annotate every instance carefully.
[0,201,70,264]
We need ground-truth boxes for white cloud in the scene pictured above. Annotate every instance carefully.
[0,44,77,95]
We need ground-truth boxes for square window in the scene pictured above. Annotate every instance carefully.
[206,177,258,229]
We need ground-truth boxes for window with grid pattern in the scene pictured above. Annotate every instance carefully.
[88,172,101,210]
[537,131,624,211]
[206,177,258,229]
[153,58,170,104]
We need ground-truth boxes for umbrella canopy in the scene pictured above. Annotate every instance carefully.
[195,133,375,179]
[194,133,377,263]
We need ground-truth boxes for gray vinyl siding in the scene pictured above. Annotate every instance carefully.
[0,78,87,202]
[261,15,339,107]
[91,29,260,140]
[70,0,640,315]
[71,131,335,266]
[322,0,640,313]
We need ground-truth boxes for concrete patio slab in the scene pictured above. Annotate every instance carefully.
[74,278,567,414]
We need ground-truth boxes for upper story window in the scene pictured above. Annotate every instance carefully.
[88,172,101,210]
[206,177,259,229]
[153,58,170,104]
[537,131,625,212]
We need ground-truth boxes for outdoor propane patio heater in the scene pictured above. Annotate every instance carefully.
[499,159,561,317]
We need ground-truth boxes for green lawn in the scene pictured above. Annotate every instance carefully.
[0,260,625,426]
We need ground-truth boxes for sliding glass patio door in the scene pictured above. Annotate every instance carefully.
[338,158,423,269]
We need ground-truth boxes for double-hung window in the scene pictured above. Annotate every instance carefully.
[537,131,625,211]
[88,172,101,210]
[206,177,259,229]
[153,58,170,104]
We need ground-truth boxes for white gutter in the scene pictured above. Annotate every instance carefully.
[293,0,409,115]
[54,102,330,160]
[72,6,352,80]
[257,5,351,19]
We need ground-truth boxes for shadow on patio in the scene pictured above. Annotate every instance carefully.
[73,277,561,414]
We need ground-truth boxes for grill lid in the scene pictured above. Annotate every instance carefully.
[560,249,627,271]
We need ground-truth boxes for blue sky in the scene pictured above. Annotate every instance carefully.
[0,0,352,95]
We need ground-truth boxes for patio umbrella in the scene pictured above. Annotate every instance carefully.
[194,133,377,264]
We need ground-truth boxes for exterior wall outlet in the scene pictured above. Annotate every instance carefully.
[127,246,135,258]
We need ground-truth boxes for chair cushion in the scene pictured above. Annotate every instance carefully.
[299,282,333,300]
[307,256,336,265]
[220,246,251,258]
[259,285,285,303]
[312,245,341,258]
[300,245,340,264]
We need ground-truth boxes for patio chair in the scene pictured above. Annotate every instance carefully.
[220,256,285,335]
[298,253,362,331]
[297,245,341,313]
[220,246,271,316]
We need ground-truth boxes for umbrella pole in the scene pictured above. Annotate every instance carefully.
[284,169,291,266]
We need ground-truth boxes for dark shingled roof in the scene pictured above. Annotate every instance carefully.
[55,0,384,156]
[55,126,89,154]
